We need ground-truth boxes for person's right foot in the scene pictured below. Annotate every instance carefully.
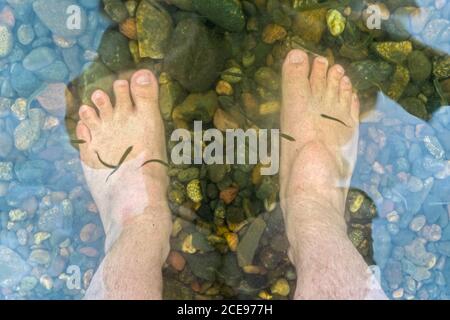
[279,49,378,299]
[280,49,360,226]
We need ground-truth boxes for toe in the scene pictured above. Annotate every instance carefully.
[282,49,311,110]
[325,64,345,102]
[91,90,113,120]
[339,76,353,108]
[130,69,159,115]
[310,56,329,97]
[350,93,360,123]
[79,105,100,129]
[76,120,92,143]
[113,80,133,113]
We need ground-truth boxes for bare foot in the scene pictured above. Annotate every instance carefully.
[76,69,171,255]
[280,50,385,299]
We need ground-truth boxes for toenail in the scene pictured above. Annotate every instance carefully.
[80,105,91,116]
[93,91,104,104]
[316,56,328,65]
[115,80,128,87]
[289,51,304,64]
[335,65,344,75]
[344,76,351,84]
[136,72,152,85]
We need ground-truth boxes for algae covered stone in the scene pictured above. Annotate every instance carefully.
[293,9,327,44]
[326,9,346,37]
[372,41,413,65]
[408,51,432,82]
[98,30,133,73]
[164,18,227,92]
[433,56,450,80]
[103,0,129,23]
[136,0,173,59]
[192,0,245,32]
[388,65,410,101]
[173,91,218,123]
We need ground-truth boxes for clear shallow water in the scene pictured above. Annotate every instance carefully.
[0,0,449,300]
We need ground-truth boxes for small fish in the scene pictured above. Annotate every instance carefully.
[321,114,350,127]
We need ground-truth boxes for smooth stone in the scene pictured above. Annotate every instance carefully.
[10,63,41,97]
[423,195,446,224]
[17,24,34,45]
[36,83,68,116]
[62,46,82,75]
[0,245,29,288]
[421,224,442,242]
[192,0,245,32]
[8,209,27,222]
[423,135,445,160]
[184,252,221,281]
[436,242,450,256]
[236,217,266,267]
[98,30,133,73]
[165,18,227,92]
[38,206,65,232]
[0,132,13,158]
[410,215,426,232]
[79,223,103,243]
[28,249,50,265]
[407,176,423,192]
[23,47,57,71]
[14,119,40,151]
[0,97,12,118]
[384,259,403,288]
[0,162,13,181]
[32,0,87,37]
[392,229,415,246]
[372,222,392,268]
[0,24,13,58]
[34,60,69,82]
[136,0,172,59]
[14,160,52,185]
[404,239,434,267]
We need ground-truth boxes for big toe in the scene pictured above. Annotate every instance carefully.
[130,69,159,116]
[282,49,311,112]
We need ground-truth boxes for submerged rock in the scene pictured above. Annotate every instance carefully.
[237,217,266,267]
[32,0,87,37]
[136,0,173,59]
[347,60,394,91]
[103,0,129,23]
[433,56,450,80]
[172,90,218,124]
[98,30,133,73]
[192,0,245,32]
[185,252,221,281]
[408,51,432,82]
[388,65,410,101]
[372,41,412,64]
[0,24,13,58]
[0,245,30,288]
[293,9,327,44]
[164,18,227,92]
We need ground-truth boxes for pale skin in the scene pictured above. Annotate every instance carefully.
[76,49,387,300]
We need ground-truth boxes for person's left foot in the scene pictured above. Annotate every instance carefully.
[76,69,171,254]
